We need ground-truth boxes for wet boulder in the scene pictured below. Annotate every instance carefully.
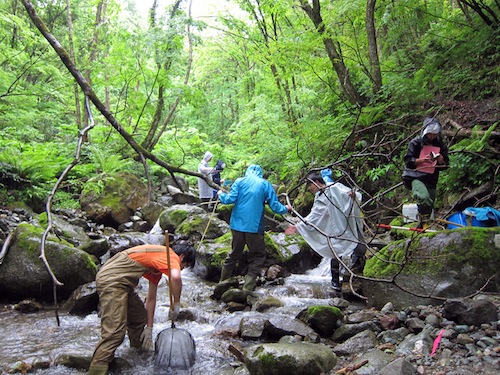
[361,228,500,309]
[442,298,498,325]
[62,281,98,315]
[254,296,284,312]
[0,223,97,302]
[240,316,267,340]
[244,342,336,375]
[80,171,149,228]
[265,316,320,342]
[296,305,343,337]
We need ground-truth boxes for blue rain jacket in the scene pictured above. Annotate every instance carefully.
[218,165,288,234]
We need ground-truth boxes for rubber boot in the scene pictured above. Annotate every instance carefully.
[219,266,234,283]
[88,363,108,375]
[243,274,257,294]
[330,269,342,293]
[417,213,430,229]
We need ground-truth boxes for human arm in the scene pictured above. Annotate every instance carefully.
[168,267,182,319]
[218,179,240,204]
[403,138,421,169]
[145,281,158,327]
[437,143,449,169]
[140,281,158,350]
[265,182,289,215]
[199,160,215,175]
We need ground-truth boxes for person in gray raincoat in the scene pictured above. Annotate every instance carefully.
[285,172,365,293]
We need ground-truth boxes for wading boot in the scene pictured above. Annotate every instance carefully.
[417,213,430,230]
[242,274,257,294]
[219,265,234,283]
[330,269,342,297]
[88,363,108,375]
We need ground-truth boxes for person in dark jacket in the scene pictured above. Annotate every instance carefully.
[216,164,292,295]
[212,159,225,200]
[402,117,449,227]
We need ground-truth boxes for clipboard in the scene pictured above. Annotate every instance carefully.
[418,145,441,174]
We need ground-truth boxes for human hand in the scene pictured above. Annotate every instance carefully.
[168,303,181,320]
[140,327,153,351]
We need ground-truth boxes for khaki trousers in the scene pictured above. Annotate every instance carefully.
[90,252,149,366]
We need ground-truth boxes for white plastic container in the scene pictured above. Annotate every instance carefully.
[402,204,418,223]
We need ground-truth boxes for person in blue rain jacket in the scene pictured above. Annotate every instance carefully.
[216,164,291,294]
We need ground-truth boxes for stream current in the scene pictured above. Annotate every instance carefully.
[0,257,357,374]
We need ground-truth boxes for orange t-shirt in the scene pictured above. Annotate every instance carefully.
[127,244,181,285]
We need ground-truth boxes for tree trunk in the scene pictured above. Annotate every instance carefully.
[300,0,365,107]
[65,0,82,130]
[366,0,382,94]
[82,0,107,139]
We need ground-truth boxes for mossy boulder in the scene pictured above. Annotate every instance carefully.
[0,223,97,302]
[244,342,336,375]
[80,171,149,227]
[361,227,500,309]
[176,212,230,240]
[158,204,206,233]
[37,212,108,257]
[296,305,344,337]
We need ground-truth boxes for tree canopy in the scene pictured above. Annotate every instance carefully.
[0,0,498,218]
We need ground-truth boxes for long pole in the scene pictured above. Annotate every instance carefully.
[376,224,438,233]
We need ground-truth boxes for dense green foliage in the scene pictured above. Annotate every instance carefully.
[0,0,498,217]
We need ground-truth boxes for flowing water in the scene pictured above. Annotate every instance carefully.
[0,258,359,374]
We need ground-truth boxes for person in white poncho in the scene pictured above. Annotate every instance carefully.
[285,171,366,293]
[198,151,215,209]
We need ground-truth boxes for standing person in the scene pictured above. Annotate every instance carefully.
[212,159,226,199]
[198,151,214,209]
[402,117,449,228]
[88,243,196,375]
[216,164,292,295]
[285,172,366,294]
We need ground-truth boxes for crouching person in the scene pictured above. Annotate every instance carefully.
[88,242,196,375]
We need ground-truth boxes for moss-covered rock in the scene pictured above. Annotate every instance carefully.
[0,223,97,302]
[362,227,500,309]
[296,305,344,337]
[80,171,149,227]
[244,342,336,375]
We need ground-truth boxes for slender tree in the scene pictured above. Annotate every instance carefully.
[299,0,365,106]
[366,0,382,94]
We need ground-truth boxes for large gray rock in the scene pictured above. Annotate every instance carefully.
[244,342,336,375]
[265,316,319,342]
[39,212,108,257]
[333,330,378,356]
[0,224,97,301]
[442,298,498,325]
[361,228,500,309]
[80,171,149,227]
